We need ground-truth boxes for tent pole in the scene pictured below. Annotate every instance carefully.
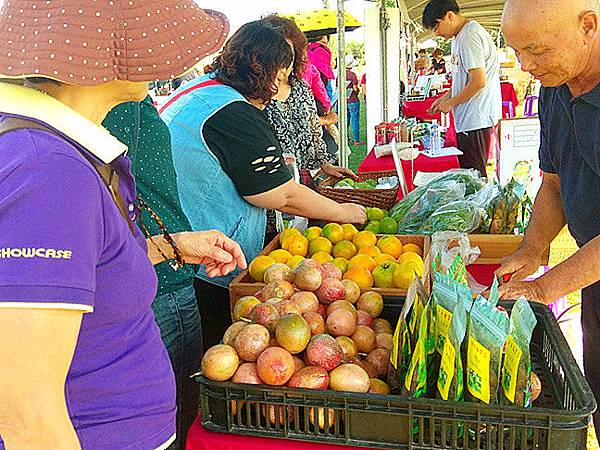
[398,2,404,110]
[336,0,348,168]
[380,0,389,122]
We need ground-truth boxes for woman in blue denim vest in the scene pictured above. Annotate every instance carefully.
[161,19,367,351]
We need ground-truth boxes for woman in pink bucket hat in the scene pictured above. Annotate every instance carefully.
[0,1,246,449]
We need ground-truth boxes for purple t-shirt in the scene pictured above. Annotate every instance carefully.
[0,119,176,449]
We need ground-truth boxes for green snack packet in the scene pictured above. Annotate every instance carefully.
[408,278,429,348]
[404,303,429,398]
[432,272,475,354]
[448,255,468,286]
[466,297,509,404]
[437,301,468,401]
[433,272,459,354]
[502,298,537,407]
[387,279,417,391]
[488,277,500,307]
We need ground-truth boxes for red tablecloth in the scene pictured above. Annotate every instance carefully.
[358,149,460,194]
[401,94,457,148]
[186,416,384,450]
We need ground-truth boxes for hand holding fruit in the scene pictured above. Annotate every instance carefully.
[173,230,247,277]
[340,203,367,225]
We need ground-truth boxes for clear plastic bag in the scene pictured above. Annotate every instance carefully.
[396,181,466,234]
[466,297,510,405]
[430,232,481,272]
[420,201,485,234]
[501,298,537,407]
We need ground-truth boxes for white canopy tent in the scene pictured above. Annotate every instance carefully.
[336,0,507,165]
[404,0,506,38]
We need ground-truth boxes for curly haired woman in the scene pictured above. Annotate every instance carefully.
[161,19,366,350]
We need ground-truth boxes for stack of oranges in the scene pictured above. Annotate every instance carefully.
[248,224,424,290]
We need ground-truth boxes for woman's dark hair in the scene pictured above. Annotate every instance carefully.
[210,20,294,105]
[262,14,307,79]
[433,48,444,58]
[307,32,329,43]
[422,0,460,29]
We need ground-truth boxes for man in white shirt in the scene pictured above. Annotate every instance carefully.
[424,0,502,177]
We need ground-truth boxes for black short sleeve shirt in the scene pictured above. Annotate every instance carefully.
[538,84,600,246]
[202,101,292,197]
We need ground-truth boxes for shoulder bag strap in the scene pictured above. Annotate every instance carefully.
[0,117,136,235]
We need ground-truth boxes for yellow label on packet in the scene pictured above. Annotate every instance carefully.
[467,336,491,403]
[503,335,523,403]
[438,340,456,400]
[435,305,453,353]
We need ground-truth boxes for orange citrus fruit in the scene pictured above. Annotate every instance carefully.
[322,223,345,244]
[249,255,276,281]
[343,266,374,290]
[311,251,334,263]
[358,245,381,258]
[304,226,323,241]
[309,236,333,256]
[283,234,309,257]
[377,236,403,259]
[402,243,423,256]
[286,255,305,269]
[341,223,359,241]
[268,249,292,264]
[347,254,377,273]
[374,254,396,265]
[352,230,377,249]
[397,252,424,266]
[332,257,349,273]
[393,260,424,289]
[279,228,302,248]
[332,240,358,259]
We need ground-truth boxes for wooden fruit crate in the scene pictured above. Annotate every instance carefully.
[469,234,550,265]
[228,233,431,315]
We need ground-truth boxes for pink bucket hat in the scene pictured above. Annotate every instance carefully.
[0,0,229,85]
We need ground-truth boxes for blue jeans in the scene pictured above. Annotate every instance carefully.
[152,284,202,450]
[347,101,360,142]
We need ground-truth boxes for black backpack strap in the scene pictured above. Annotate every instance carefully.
[0,116,136,236]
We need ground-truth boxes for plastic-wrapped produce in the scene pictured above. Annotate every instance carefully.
[396,181,466,234]
[420,201,485,234]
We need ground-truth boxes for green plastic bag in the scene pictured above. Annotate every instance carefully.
[466,297,509,404]
[388,279,417,392]
[404,303,429,398]
[501,298,537,407]
[432,272,459,355]
[420,201,486,234]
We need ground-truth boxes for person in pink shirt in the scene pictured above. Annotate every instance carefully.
[307,35,336,81]
[303,62,331,112]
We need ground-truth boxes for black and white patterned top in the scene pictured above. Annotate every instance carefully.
[265,78,334,171]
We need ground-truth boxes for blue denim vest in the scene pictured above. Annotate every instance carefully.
[161,75,266,287]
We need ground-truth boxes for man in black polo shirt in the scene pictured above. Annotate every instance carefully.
[499,0,600,434]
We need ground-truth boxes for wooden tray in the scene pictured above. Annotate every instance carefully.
[228,233,431,315]
[469,234,550,265]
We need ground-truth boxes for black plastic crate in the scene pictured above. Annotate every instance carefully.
[197,301,596,449]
